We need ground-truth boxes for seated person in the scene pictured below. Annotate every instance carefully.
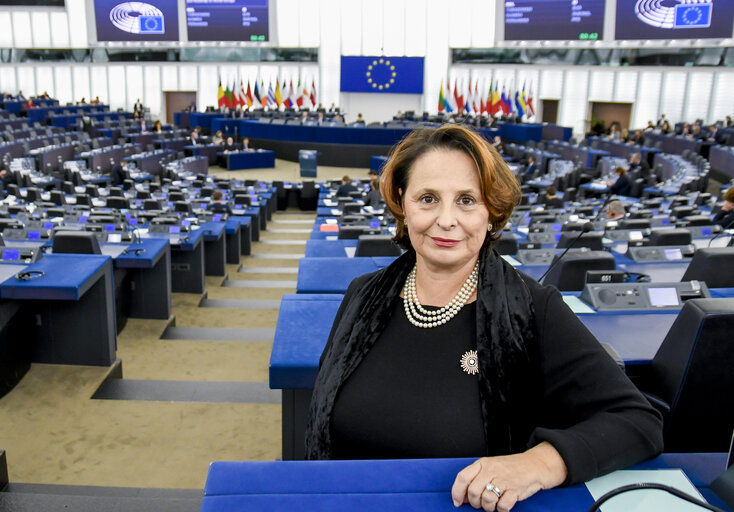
[208,190,232,215]
[605,199,626,221]
[690,124,706,140]
[628,129,644,146]
[708,124,725,144]
[336,175,358,197]
[212,130,224,145]
[188,131,199,146]
[713,187,734,229]
[0,168,14,196]
[492,136,504,154]
[306,125,663,512]
[643,120,655,132]
[539,186,564,209]
[352,113,366,126]
[607,167,631,196]
[110,160,128,187]
[364,177,383,208]
[241,137,253,151]
[222,136,238,152]
[523,156,538,179]
[153,120,163,133]
[628,152,649,175]
[660,120,671,135]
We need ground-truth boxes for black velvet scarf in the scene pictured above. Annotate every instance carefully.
[305,246,538,459]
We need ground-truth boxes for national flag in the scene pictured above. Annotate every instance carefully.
[485,82,492,115]
[479,81,486,115]
[309,78,316,108]
[519,82,528,117]
[491,80,501,115]
[284,79,295,109]
[438,80,446,113]
[526,83,535,116]
[472,80,479,114]
[230,80,238,107]
[515,89,525,118]
[217,80,226,108]
[253,80,262,106]
[274,80,283,107]
[245,81,254,108]
[445,80,456,113]
[296,78,304,108]
[453,78,464,113]
[238,79,246,108]
[224,83,234,108]
[500,86,508,115]
[260,80,268,108]
[267,81,276,108]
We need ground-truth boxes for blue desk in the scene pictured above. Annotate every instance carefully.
[224,150,276,170]
[305,239,357,257]
[200,221,227,276]
[115,238,172,320]
[297,257,396,293]
[227,216,252,256]
[202,454,730,512]
[145,228,205,294]
[0,254,116,366]
[370,155,388,173]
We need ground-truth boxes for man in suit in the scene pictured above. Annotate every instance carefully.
[628,152,649,175]
[0,168,14,196]
[539,186,564,209]
[110,160,128,187]
[241,137,252,151]
[336,175,358,197]
[708,124,725,144]
[208,190,232,215]
[691,124,706,140]
[524,156,538,178]
[189,131,199,146]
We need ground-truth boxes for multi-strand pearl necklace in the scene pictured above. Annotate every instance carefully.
[402,261,479,328]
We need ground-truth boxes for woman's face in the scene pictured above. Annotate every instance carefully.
[402,149,489,272]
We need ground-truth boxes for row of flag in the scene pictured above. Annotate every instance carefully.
[217,77,317,110]
[438,79,535,118]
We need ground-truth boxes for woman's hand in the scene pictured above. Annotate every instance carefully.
[451,442,568,512]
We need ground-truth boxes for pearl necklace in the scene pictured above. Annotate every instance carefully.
[402,261,479,328]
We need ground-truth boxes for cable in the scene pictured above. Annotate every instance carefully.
[588,482,726,512]
[538,223,593,285]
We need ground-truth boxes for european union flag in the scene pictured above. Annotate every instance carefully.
[139,15,165,34]
[674,3,712,28]
[340,56,424,94]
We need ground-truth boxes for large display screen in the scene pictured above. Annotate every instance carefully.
[340,56,424,94]
[186,0,269,42]
[504,0,605,41]
[0,0,63,5]
[615,0,734,40]
[94,0,179,42]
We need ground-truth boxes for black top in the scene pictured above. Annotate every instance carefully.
[610,174,631,196]
[541,196,564,209]
[364,188,382,208]
[336,183,358,197]
[713,209,734,229]
[332,302,486,459]
[110,163,125,186]
[209,202,232,215]
[321,269,662,481]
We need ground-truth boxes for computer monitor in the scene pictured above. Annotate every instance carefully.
[556,232,603,251]
[681,248,734,288]
[542,251,616,291]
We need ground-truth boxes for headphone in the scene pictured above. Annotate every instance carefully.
[15,270,45,281]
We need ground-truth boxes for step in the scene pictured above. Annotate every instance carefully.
[199,298,282,309]
[237,266,299,274]
[222,280,297,288]
[92,378,280,404]
[160,326,275,342]
[248,254,303,259]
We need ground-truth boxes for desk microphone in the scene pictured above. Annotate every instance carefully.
[538,222,593,285]
[708,226,734,248]
[594,193,614,221]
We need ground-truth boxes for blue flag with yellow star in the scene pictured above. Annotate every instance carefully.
[340,56,424,94]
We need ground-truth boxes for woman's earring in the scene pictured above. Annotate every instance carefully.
[487,222,493,232]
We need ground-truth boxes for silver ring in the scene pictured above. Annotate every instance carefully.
[485,483,502,498]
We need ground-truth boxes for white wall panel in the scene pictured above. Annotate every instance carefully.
[90,66,108,104]
[361,0,383,56]
[423,0,450,114]
[16,67,36,96]
[340,1,361,55]
[319,0,341,108]
[72,66,90,104]
[66,0,88,48]
[31,11,51,48]
[161,66,178,91]
[276,0,299,46]
[588,70,614,101]
[108,66,126,111]
[683,72,713,123]
[219,65,239,90]
[540,69,563,99]
[448,0,471,48]
[0,12,13,46]
[143,66,161,120]
[404,0,426,56]
[382,0,405,56]
[632,71,662,129]
[710,73,734,123]
[198,65,218,113]
[298,0,320,47]
[614,71,638,102]
[11,12,32,48]
[35,66,54,98]
[126,65,143,112]
[0,66,16,94]
[559,70,589,137]
[238,65,261,91]
[54,66,73,106]
[660,71,687,124]
[341,92,421,125]
[50,12,70,48]
[470,0,494,47]
[178,65,198,92]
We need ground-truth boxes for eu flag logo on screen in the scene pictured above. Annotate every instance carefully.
[139,15,165,34]
[340,56,424,94]
[674,3,712,28]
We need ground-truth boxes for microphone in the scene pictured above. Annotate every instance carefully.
[708,226,734,248]
[538,222,593,285]
[594,193,614,221]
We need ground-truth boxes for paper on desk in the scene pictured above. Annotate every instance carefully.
[517,226,529,235]
[325,219,338,225]
[562,295,595,314]
[344,247,357,258]
[586,470,706,512]
[331,209,340,215]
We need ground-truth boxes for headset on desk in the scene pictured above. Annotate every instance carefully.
[15,270,45,281]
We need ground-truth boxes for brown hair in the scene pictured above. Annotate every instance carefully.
[724,187,734,203]
[212,190,223,201]
[380,124,520,249]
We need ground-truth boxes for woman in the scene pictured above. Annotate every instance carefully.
[212,130,224,145]
[306,125,662,512]
[153,120,163,133]
[607,166,632,196]
[713,187,734,229]
[364,177,383,208]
